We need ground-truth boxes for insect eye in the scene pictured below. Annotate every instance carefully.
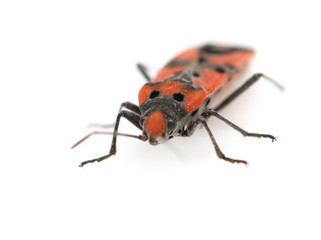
[173,93,184,102]
[167,119,177,132]
[150,91,160,99]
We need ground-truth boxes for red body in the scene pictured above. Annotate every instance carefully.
[138,44,254,144]
[75,43,279,167]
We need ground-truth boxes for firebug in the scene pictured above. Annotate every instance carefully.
[73,44,283,167]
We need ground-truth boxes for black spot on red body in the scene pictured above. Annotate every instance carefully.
[198,57,205,63]
[173,93,184,102]
[215,66,225,73]
[150,91,160,99]
[193,72,200,77]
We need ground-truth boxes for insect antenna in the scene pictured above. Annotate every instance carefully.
[71,131,147,149]
[87,123,115,128]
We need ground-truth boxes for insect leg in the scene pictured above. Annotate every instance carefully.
[137,63,151,82]
[198,116,248,165]
[203,109,276,141]
[215,73,284,112]
[87,102,140,129]
[79,110,147,167]
[119,101,141,114]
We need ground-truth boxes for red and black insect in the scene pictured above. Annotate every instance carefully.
[73,44,283,167]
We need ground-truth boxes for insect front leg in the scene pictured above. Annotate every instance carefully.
[119,101,141,114]
[79,110,147,167]
[88,101,140,129]
[197,116,248,165]
[215,73,284,112]
[203,109,277,141]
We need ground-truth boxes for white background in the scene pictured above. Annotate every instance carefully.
[1,0,320,239]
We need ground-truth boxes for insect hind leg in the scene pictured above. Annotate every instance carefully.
[204,109,277,142]
[215,73,284,112]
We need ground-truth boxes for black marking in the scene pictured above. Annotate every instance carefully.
[166,60,189,67]
[191,109,198,117]
[169,72,194,85]
[150,91,160,99]
[201,45,236,54]
[215,66,225,73]
[173,93,184,102]
[200,44,253,55]
[205,98,211,107]
[198,57,205,63]
[204,63,238,78]
[192,72,200,77]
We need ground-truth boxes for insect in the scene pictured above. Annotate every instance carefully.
[73,44,283,167]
